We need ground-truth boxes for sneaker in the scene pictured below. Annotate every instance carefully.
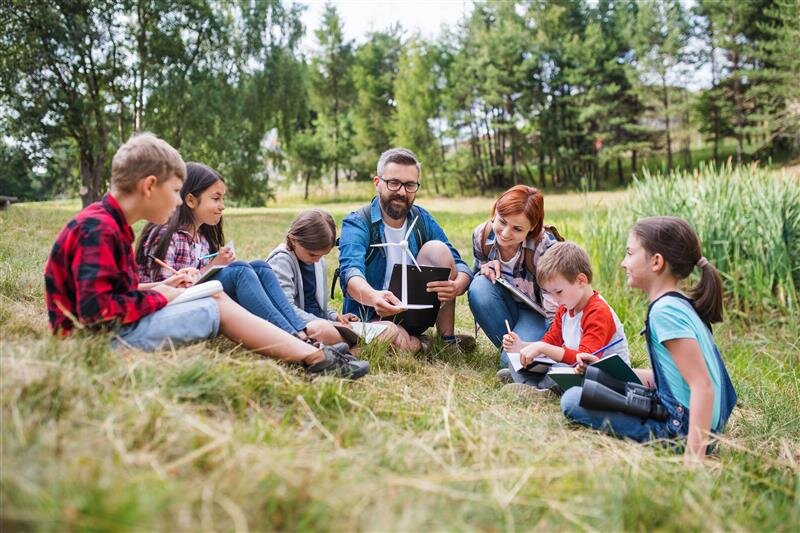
[502,382,554,401]
[306,345,369,380]
[496,368,513,384]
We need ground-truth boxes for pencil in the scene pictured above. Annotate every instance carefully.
[504,319,512,335]
[198,251,219,260]
[148,254,179,275]
[590,337,625,356]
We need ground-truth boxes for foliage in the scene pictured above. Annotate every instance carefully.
[584,162,800,321]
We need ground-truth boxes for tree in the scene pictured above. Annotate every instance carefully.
[1,0,125,206]
[752,0,800,154]
[350,26,404,178]
[393,38,441,193]
[631,0,689,173]
[286,128,326,200]
[309,3,354,190]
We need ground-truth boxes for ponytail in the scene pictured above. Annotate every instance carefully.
[632,216,724,324]
[691,258,724,324]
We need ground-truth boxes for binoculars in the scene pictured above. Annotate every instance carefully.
[579,366,669,421]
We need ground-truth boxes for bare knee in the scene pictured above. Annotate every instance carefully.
[306,319,344,345]
[417,240,456,274]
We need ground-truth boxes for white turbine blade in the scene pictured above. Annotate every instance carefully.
[370,243,393,248]
[404,216,420,241]
[406,249,423,271]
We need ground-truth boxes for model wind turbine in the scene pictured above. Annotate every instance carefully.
[371,216,433,309]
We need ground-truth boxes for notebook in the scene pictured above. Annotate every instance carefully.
[546,354,641,391]
[334,322,388,345]
[167,280,223,306]
[193,265,225,285]
[495,277,546,317]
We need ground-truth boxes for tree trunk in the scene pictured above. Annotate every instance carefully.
[661,76,673,173]
[631,149,638,178]
[304,172,310,200]
[538,150,546,189]
[79,149,106,207]
[617,157,624,185]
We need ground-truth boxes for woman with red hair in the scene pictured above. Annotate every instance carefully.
[467,185,561,378]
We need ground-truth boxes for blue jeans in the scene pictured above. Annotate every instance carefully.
[468,274,548,368]
[560,386,673,442]
[215,260,307,335]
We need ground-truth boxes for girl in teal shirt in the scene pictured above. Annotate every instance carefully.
[561,216,736,463]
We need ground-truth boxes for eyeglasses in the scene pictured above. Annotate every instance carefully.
[379,177,420,193]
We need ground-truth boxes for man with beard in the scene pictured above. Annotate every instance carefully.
[337,147,474,353]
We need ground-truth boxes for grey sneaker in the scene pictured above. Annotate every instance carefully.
[496,368,513,384]
[502,382,554,401]
[306,345,369,380]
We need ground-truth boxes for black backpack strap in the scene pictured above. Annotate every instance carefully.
[331,203,378,299]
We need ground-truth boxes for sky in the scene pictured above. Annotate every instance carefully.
[299,0,472,53]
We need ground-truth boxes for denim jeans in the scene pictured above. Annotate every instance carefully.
[560,386,673,442]
[468,274,548,368]
[215,260,307,334]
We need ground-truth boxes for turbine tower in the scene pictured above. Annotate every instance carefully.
[370,216,432,309]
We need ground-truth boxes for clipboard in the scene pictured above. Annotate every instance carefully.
[495,277,546,317]
[387,264,451,330]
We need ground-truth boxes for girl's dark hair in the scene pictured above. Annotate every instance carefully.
[135,162,225,279]
[286,209,336,252]
[631,216,723,324]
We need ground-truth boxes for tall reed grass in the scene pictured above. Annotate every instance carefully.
[584,162,800,323]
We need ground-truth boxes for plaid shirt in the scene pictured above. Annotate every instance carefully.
[44,193,167,335]
[471,221,559,319]
[137,227,211,283]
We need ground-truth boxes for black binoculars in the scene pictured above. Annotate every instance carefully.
[579,366,669,421]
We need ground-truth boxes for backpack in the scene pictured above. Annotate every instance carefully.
[330,203,430,299]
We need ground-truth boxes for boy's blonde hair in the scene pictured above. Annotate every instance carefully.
[111,132,186,193]
[536,241,593,284]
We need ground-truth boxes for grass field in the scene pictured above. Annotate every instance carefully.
[1,183,799,531]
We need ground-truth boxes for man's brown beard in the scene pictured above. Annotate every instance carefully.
[380,192,412,220]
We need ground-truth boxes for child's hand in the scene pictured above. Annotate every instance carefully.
[151,283,185,302]
[574,353,599,374]
[210,246,235,266]
[519,342,541,367]
[502,331,521,352]
[161,272,193,288]
[337,313,358,324]
[178,267,200,283]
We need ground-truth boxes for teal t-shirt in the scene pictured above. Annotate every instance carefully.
[648,295,722,430]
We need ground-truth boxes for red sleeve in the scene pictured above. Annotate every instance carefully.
[561,297,617,365]
[541,306,566,346]
[72,227,166,328]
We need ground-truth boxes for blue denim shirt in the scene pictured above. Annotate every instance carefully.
[338,197,473,320]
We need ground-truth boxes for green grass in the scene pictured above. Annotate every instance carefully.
[1,185,798,531]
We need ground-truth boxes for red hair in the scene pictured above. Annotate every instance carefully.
[481,185,546,273]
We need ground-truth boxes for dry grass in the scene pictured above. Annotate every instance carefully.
[1,190,798,531]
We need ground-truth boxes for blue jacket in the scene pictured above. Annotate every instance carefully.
[338,197,473,320]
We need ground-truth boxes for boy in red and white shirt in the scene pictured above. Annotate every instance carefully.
[503,242,629,380]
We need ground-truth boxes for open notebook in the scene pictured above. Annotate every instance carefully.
[167,280,223,306]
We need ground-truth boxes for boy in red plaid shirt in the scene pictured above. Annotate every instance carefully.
[44,133,368,379]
